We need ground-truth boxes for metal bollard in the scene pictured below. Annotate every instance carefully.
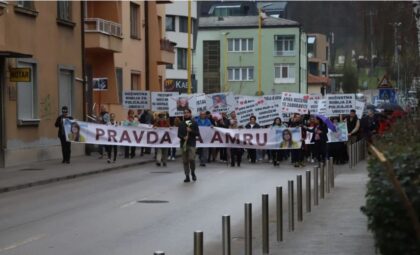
[325,159,330,194]
[262,194,269,254]
[353,142,357,166]
[297,175,303,222]
[194,231,203,255]
[320,163,325,199]
[245,203,252,255]
[222,215,231,255]
[288,180,294,232]
[329,157,335,188]
[154,252,165,255]
[276,186,283,242]
[348,142,352,169]
[306,170,311,212]
[314,166,319,205]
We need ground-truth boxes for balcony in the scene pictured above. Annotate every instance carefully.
[158,38,176,65]
[84,18,122,53]
[273,50,296,57]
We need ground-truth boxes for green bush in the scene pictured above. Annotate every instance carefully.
[361,116,420,254]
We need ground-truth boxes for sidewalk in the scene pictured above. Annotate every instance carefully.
[0,153,156,193]
[267,161,375,255]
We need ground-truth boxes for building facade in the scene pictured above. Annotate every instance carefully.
[307,33,330,95]
[0,1,84,167]
[194,15,307,96]
[164,0,197,94]
[85,1,173,120]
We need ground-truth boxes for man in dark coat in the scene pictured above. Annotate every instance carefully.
[55,106,73,163]
[245,116,260,163]
[178,108,200,182]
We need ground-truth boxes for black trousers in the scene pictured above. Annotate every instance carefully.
[313,141,327,163]
[107,145,117,161]
[248,149,256,163]
[59,136,71,162]
[230,148,242,166]
[124,146,136,158]
[272,149,283,164]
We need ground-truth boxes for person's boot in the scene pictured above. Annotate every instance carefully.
[184,175,190,183]
[191,172,197,181]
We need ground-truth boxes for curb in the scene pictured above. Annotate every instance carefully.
[0,159,155,194]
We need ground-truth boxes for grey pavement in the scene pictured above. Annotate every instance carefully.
[0,154,375,255]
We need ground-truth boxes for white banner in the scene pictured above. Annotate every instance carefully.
[308,94,322,114]
[305,122,348,144]
[281,92,309,114]
[196,93,207,113]
[355,100,365,119]
[326,94,355,116]
[123,91,150,109]
[151,92,178,112]
[253,99,281,126]
[206,92,236,113]
[168,94,197,117]
[64,120,302,150]
[236,100,257,127]
[317,99,327,116]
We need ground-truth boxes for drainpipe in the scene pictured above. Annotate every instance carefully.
[81,0,86,121]
[145,1,149,90]
[298,26,301,93]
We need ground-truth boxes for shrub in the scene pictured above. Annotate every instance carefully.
[361,116,420,254]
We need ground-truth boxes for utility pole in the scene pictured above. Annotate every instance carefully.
[366,10,377,75]
[391,22,402,91]
[187,0,192,95]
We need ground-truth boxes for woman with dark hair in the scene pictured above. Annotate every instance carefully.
[279,129,300,149]
[304,117,328,164]
[68,122,85,142]
[272,117,285,166]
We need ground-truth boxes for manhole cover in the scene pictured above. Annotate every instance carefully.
[20,168,44,171]
[137,200,169,204]
[150,171,173,174]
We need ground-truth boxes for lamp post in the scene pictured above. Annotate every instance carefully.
[187,0,192,95]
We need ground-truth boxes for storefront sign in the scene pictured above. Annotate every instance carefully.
[10,68,31,82]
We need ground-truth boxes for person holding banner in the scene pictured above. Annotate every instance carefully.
[123,110,138,158]
[178,108,200,183]
[288,113,306,167]
[229,119,243,167]
[154,112,170,167]
[195,111,212,167]
[272,117,286,166]
[55,106,73,164]
[304,117,328,164]
[245,116,261,164]
[346,109,360,144]
[106,113,118,163]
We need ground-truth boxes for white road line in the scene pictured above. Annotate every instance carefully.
[120,201,137,208]
[0,234,46,252]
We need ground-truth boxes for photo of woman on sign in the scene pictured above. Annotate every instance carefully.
[68,122,86,142]
[212,94,227,108]
[279,129,300,149]
[177,97,189,111]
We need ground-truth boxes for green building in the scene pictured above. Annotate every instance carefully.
[194,16,307,96]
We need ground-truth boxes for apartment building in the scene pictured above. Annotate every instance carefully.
[0,1,84,167]
[85,0,174,119]
[307,33,330,95]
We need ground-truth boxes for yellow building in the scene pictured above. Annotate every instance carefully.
[0,1,84,167]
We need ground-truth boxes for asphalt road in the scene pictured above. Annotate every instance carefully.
[0,160,306,255]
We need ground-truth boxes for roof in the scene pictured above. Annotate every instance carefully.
[308,74,331,86]
[199,16,300,29]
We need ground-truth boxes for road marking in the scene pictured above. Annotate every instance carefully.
[120,201,137,208]
[0,234,46,252]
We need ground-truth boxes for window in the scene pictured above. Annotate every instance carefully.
[116,68,123,103]
[228,38,253,52]
[59,68,74,115]
[131,72,141,90]
[179,16,188,33]
[228,67,254,81]
[130,2,140,39]
[57,0,71,21]
[177,48,187,70]
[166,15,175,31]
[17,61,38,121]
[166,63,173,69]
[274,35,295,56]
[16,0,34,9]
[203,41,220,94]
[307,36,316,58]
[274,64,295,83]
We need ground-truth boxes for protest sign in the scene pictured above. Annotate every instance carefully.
[308,94,322,114]
[195,93,207,113]
[253,99,281,126]
[167,94,197,117]
[206,92,236,113]
[317,99,327,116]
[305,122,348,144]
[326,94,355,116]
[123,91,150,109]
[281,92,309,114]
[64,119,302,150]
[236,100,256,126]
[355,100,365,119]
[151,92,178,112]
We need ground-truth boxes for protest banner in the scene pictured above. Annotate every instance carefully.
[64,119,302,150]
[236,100,256,126]
[123,91,150,109]
[326,94,355,116]
[167,94,199,117]
[308,94,322,114]
[281,92,309,114]
[355,100,365,119]
[206,92,236,113]
[253,99,281,126]
[196,93,207,113]
[235,95,258,106]
[151,92,178,112]
[317,99,327,116]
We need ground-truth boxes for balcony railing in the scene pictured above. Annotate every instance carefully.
[85,18,122,37]
[160,38,175,52]
[273,50,296,57]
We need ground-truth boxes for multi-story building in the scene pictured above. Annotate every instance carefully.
[0,1,84,167]
[194,15,307,96]
[307,33,330,95]
[85,0,174,119]
[164,0,198,94]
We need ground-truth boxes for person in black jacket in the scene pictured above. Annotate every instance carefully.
[178,108,200,182]
[245,116,260,163]
[304,117,328,164]
[55,106,73,163]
